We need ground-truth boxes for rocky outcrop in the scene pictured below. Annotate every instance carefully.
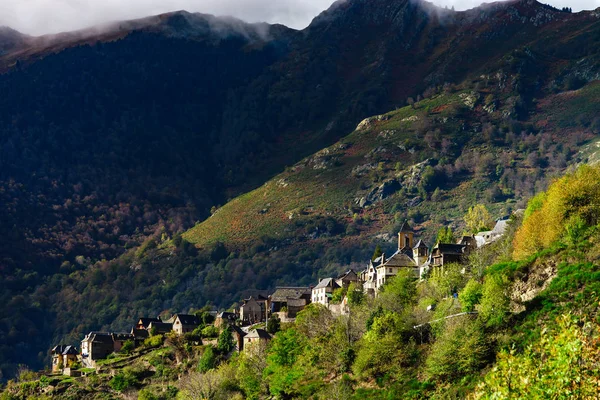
[355,179,401,208]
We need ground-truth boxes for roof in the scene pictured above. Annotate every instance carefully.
[147,321,173,331]
[373,255,385,264]
[313,278,340,290]
[271,287,311,302]
[231,325,247,338]
[83,332,113,344]
[400,246,414,258]
[492,219,509,235]
[245,329,271,340]
[217,312,237,319]
[398,220,412,232]
[112,333,134,341]
[414,239,428,248]
[62,345,78,355]
[131,328,150,339]
[171,314,201,326]
[137,317,161,327]
[433,243,466,255]
[337,269,357,280]
[52,345,68,354]
[379,251,417,268]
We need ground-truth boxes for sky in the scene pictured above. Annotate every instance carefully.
[0,0,599,36]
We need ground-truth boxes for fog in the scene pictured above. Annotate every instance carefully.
[0,0,598,36]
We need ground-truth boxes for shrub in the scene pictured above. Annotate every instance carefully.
[478,274,510,328]
[144,335,165,348]
[121,339,135,354]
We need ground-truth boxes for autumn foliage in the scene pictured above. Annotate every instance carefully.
[513,165,600,259]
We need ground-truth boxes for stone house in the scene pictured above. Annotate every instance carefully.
[311,278,340,306]
[168,314,201,335]
[270,287,312,319]
[243,329,271,354]
[51,345,78,373]
[81,332,114,365]
[240,296,267,325]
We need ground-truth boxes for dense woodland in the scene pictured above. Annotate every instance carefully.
[3,0,600,381]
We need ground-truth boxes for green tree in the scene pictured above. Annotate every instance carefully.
[436,226,454,243]
[347,282,365,306]
[479,274,510,328]
[120,339,135,354]
[465,204,493,233]
[459,279,483,312]
[378,269,417,313]
[267,314,281,335]
[198,346,217,373]
[217,326,235,354]
[372,244,383,261]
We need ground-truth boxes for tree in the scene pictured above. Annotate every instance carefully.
[372,244,383,261]
[217,326,235,354]
[347,282,365,306]
[464,204,493,233]
[479,273,510,328]
[436,226,454,244]
[459,279,483,312]
[120,339,135,354]
[267,314,281,335]
[198,346,217,373]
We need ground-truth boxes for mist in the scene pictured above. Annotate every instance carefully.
[0,0,598,36]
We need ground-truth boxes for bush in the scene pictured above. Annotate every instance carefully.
[121,339,135,354]
[144,335,165,348]
[478,274,510,328]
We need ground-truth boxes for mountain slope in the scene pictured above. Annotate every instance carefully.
[2,0,600,378]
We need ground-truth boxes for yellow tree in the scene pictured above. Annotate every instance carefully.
[464,204,493,233]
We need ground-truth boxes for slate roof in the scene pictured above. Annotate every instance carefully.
[83,332,113,344]
[52,345,68,354]
[271,287,311,302]
[337,269,357,280]
[170,314,201,326]
[62,345,78,355]
[398,220,413,232]
[147,322,173,332]
[414,240,427,248]
[112,333,134,341]
[313,278,340,290]
[433,243,466,255]
[492,219,509,235]
[217,312,237,320]
[245,329,271,340]
[379,251,417,268]
[131,328,150,339]
[231,325,247,338]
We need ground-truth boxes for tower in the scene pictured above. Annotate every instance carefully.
[398,221,414,250]
[413,240,429,266]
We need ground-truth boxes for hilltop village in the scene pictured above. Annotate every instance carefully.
[50,218,511,376]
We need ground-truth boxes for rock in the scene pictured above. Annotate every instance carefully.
[358,179,401,207]
[356,114,390,131]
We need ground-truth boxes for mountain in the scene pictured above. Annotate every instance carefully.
[2,0,600,379]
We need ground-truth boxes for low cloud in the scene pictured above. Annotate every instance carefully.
[0,0,598,36]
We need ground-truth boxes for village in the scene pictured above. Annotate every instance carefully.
[50,217,512,376]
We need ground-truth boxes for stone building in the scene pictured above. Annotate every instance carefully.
[51,345,78,373]
[311,278,341,306]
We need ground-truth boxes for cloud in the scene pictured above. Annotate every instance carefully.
[0,0,598,36]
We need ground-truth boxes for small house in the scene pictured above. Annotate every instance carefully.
[311,278,340,306]
[168,314,201,335]
[130,328,150,345]
[51,345,78,373]
[81,332,114,364]
[231,325,247,352]
[239,296,267,325]
[243,329,271,354]
[270,287,312,318]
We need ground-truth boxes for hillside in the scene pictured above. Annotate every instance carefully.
[5,165,600,399]
[3,0,600,379]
